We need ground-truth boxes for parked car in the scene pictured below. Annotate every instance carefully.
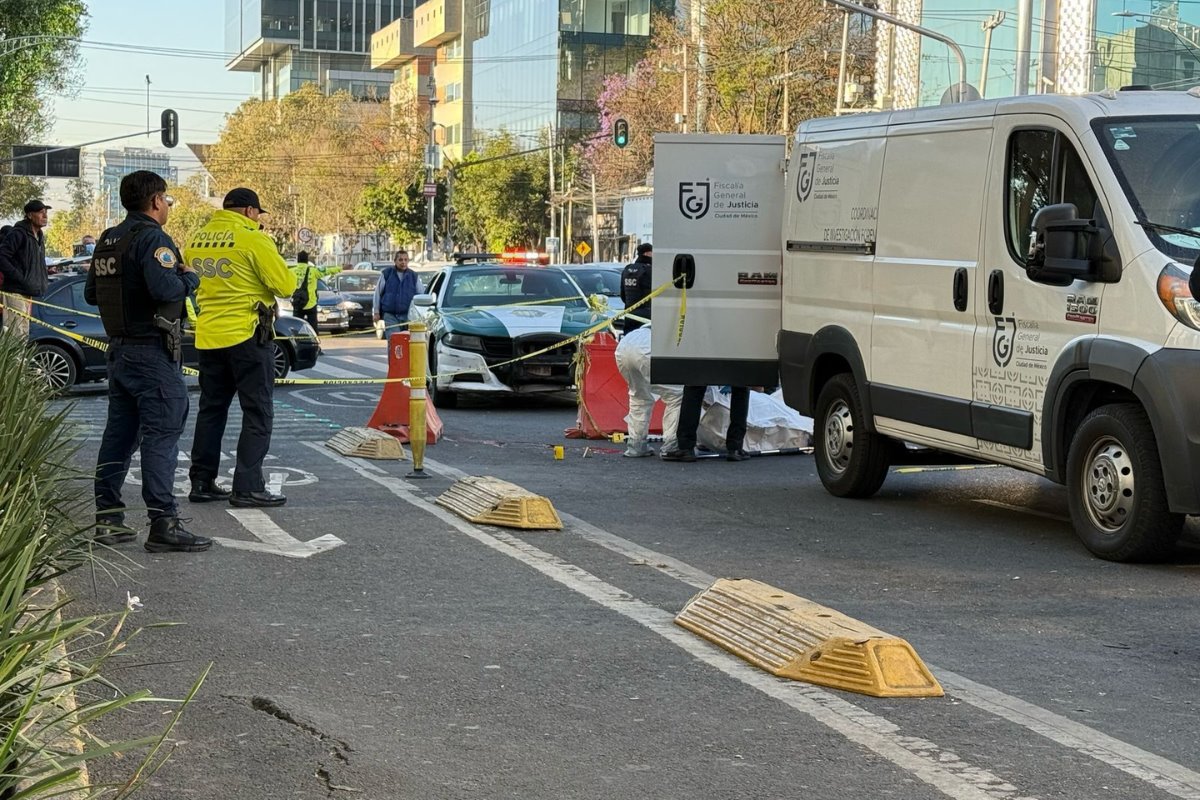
[559,263,627,315]
[277,278,351,332]
[28,274,321,392]
[412,263,614,408]
[328,270,380,328]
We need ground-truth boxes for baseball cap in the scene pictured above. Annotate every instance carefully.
[23,200,51,213]
[222,187,267,213]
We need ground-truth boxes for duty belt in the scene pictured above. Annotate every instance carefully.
[109,335,161,346]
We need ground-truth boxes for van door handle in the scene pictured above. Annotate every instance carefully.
[952,268,968,312]
[987,270,1004,315]
[671,254,696,289]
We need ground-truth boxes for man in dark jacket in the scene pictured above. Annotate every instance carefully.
[0,200,50,339]
[620,242,652,331]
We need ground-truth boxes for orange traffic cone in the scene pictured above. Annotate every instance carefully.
[565,332,663,439]
[368,331,443,444]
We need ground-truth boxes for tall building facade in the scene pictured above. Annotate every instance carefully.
[226,0,411,99]
[371,0,669,160]
[100,148,178,224]
[873,0,1200,109]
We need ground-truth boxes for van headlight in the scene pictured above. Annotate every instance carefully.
[1156,263,1200,330]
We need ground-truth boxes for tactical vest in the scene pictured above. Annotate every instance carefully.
[92,223,182,338]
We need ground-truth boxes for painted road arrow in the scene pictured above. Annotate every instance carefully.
[216,509,345,559]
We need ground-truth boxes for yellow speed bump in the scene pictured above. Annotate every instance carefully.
[325,427,408,460]
[436,476,563,530]
[675,578,942,698]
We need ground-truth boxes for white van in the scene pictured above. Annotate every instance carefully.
[652,91,1200,562]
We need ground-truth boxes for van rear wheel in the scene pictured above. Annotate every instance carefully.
[1066,403,1182,562]
[814,373,890,498]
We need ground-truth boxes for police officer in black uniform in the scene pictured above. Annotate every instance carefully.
[85,170,212,553]
[620,243,653,331]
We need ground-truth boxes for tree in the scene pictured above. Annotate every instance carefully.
[356,173,443,247]
[205,84,424,252]
[0,1,88,215]
[165,175,217,250]
[586,3,864,189]
[452,133,550,252]
[45,177,104,257]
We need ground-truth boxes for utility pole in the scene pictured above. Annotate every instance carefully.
[590,174,598,263]
[980,11,1006,97]
[547,124,556,256]
[694,0,707,132]
[425,73,438,262]
[1015,0,1032,95]
[682,42,689,133]
[835,12,851,115]
[782,49,790,134]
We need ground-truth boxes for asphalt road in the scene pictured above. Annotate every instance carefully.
[58,334,1200,800]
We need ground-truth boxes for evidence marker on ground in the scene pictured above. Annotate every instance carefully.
[325,426,408,460]
[675,578,942,698]
[437,476,563,530]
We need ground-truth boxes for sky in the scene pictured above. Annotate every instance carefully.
[37,0,257,211]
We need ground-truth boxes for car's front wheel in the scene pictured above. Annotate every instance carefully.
[428,348,457,409]
[31,343,77,394]
[272,341,291,379]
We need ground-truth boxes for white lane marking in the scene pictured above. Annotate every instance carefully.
[972,499,1070,523]
[939,670,1200,799]
[217,509,344,559]
[301,361,364,379]
[308,443,1037,800]
[420,456,1200,798]
[329,355,389,373]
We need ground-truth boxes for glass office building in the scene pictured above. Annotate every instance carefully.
[226,0,412,99]
[471,0,671,142]
[875,0,1200,108]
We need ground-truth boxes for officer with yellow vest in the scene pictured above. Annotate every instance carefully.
[291,250,320,330]
[184,188,296,508]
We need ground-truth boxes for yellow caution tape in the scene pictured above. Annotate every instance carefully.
[26,295,102,318]
[8,280,676,388]
[674,277,687,347]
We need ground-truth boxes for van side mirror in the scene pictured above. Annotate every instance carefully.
[1026,203,1106,283]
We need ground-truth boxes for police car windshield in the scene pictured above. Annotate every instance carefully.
[1095,116,1200,261]
[441,268,587,310]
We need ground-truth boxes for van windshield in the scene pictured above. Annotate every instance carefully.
[1094,116,1200,261]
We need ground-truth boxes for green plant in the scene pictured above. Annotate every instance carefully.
[0,334,204,798]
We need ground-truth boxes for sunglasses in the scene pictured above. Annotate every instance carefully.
[159,193,175,208]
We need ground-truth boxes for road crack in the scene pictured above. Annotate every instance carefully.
[226,694,358,795]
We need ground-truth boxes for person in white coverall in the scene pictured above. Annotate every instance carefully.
[614,323,683,458]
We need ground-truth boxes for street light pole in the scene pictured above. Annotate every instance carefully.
[425,73,438,263]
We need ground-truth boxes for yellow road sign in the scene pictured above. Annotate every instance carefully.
[575,241,592,258]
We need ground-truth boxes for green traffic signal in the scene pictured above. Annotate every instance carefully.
[613,118,629,148]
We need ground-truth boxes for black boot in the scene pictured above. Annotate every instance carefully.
[94,519,136,546]
[230,491,287,508]
[145,517,212,553]
[189,480,232,503]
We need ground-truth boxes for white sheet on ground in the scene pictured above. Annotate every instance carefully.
[698,387,814,453]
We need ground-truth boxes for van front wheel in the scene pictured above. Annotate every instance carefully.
[1066,403,1183,562]
[814,373,890,498]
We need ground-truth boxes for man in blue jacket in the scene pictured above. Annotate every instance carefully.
[372,249,424,335]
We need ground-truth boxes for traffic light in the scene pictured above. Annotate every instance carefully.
[613,118,629,148]
[160,109,178,148]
